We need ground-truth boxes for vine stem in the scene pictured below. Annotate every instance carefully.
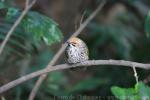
[132,65,139,83]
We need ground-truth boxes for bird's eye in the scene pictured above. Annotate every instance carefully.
[69,42,76,47]
[71,43,76,47]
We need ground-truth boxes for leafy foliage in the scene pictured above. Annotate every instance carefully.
[111,82,150,100]
[21,11,63,45]
[0,5,63,59]
[5,7,63,45]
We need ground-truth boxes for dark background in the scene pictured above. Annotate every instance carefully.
[0,0,150,100]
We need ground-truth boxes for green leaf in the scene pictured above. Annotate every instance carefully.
[111,82,150,100]
[111,86,137,100]
[136,82,150,98]
[0,7,63,57]
[145,11,150,38]
[6,7,19,20]
[5,7,63,46]
[22,11,63,45]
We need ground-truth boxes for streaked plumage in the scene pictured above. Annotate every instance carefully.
[65,37,89,64]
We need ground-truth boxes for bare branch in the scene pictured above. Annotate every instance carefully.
[0,59,150,94]
[29,1,106,100]
[0,0,37,56]
[80,11,86,26]
[25,0,30,7]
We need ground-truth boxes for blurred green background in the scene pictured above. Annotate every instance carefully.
[0,0,150,100]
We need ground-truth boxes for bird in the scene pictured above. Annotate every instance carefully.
[65,37,89,64]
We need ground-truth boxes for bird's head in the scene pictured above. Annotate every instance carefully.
[67,37,82,47]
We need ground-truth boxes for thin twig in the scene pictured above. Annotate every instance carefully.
[26,0,30,7]
[80,11,86,26]
[0,0,37,56]
[0,59,150,94]
[132,65,139,83]
[28,1,106,100]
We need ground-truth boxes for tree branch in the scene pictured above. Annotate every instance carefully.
[0,0,37,56]
[0,60,150,94]
[28,1,106,100]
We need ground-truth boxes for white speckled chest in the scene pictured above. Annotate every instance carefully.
[66,44,88,64]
